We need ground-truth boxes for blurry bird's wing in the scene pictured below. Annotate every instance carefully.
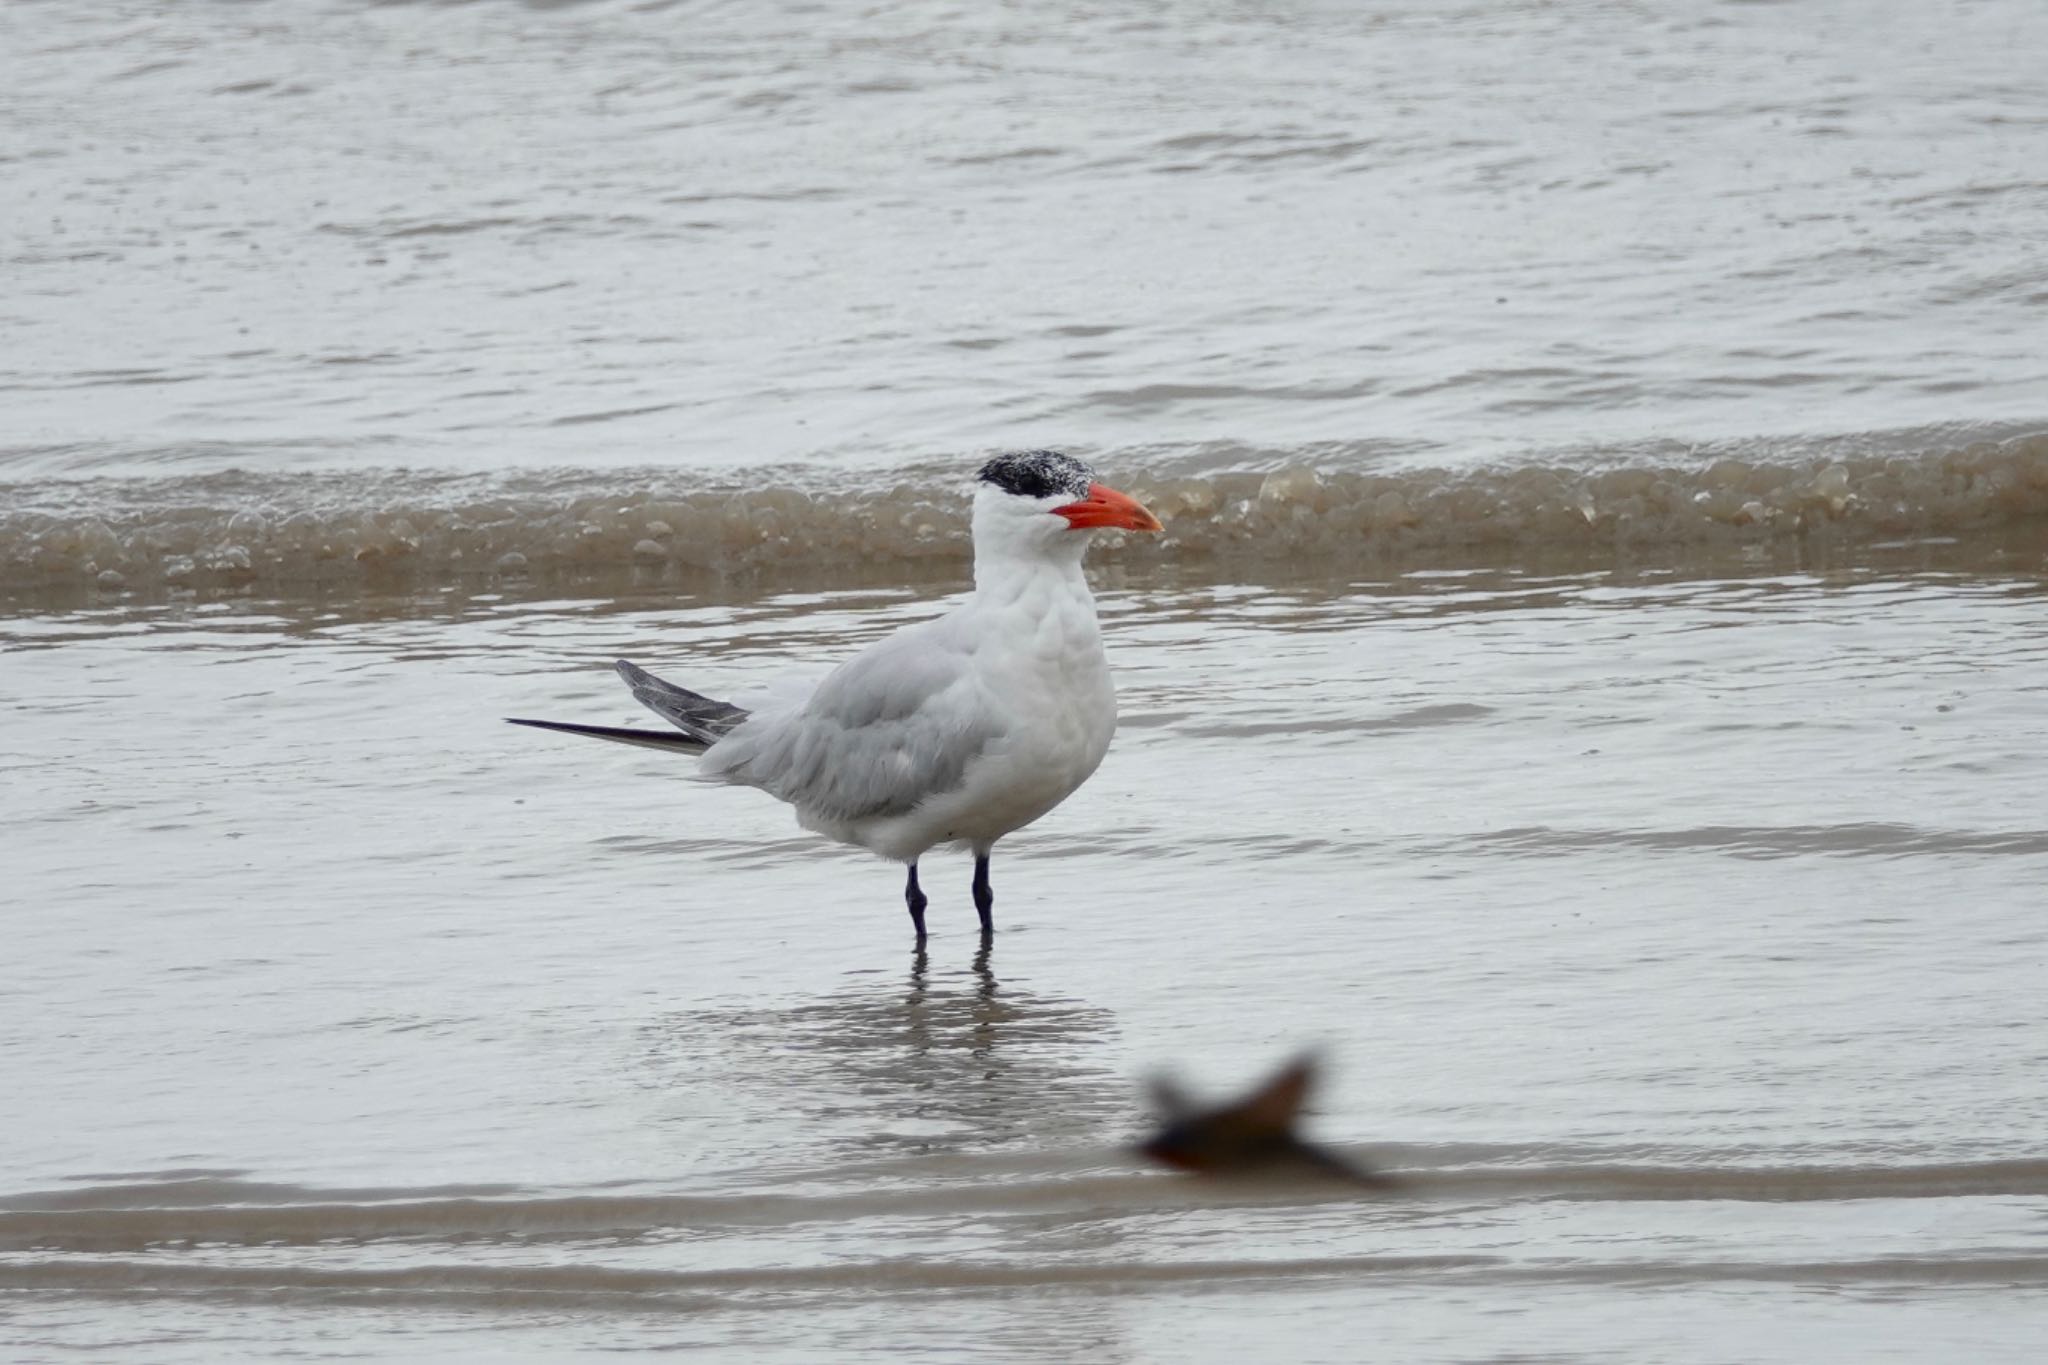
[1146,1074,1200,1121]
[1238,1055,1318,1131]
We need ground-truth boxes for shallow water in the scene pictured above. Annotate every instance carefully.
[7,550,2048,1360]
[7,0,2048,1358]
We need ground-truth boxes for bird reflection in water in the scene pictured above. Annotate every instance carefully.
[642,939,1127,1160]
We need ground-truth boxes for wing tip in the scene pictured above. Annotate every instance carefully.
[506,716,595,736]
[504,715,708,753]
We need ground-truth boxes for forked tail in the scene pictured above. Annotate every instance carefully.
[506,659,750,755]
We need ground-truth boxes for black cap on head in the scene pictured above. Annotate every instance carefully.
[976,450,1096,502]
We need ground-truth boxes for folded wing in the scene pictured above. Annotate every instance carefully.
[699,621,999,824]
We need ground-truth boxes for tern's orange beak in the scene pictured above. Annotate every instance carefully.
[1051,483,1164,533]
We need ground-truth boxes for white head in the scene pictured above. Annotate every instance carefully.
[969,450,1163,571]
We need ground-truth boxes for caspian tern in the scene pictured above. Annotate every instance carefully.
[508,451,1163,941]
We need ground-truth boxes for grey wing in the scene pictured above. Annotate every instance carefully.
[700,621,999,823]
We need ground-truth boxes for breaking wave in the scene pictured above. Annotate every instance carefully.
[4,431,2047,594]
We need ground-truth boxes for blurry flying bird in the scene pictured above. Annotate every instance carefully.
[1140,1053,1392,1187]
[508,451,1163,941]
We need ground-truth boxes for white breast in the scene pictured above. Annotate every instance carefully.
[916,575,1116,852]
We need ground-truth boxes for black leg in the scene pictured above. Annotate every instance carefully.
[971,853,994,936]
[905,863,928,942]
